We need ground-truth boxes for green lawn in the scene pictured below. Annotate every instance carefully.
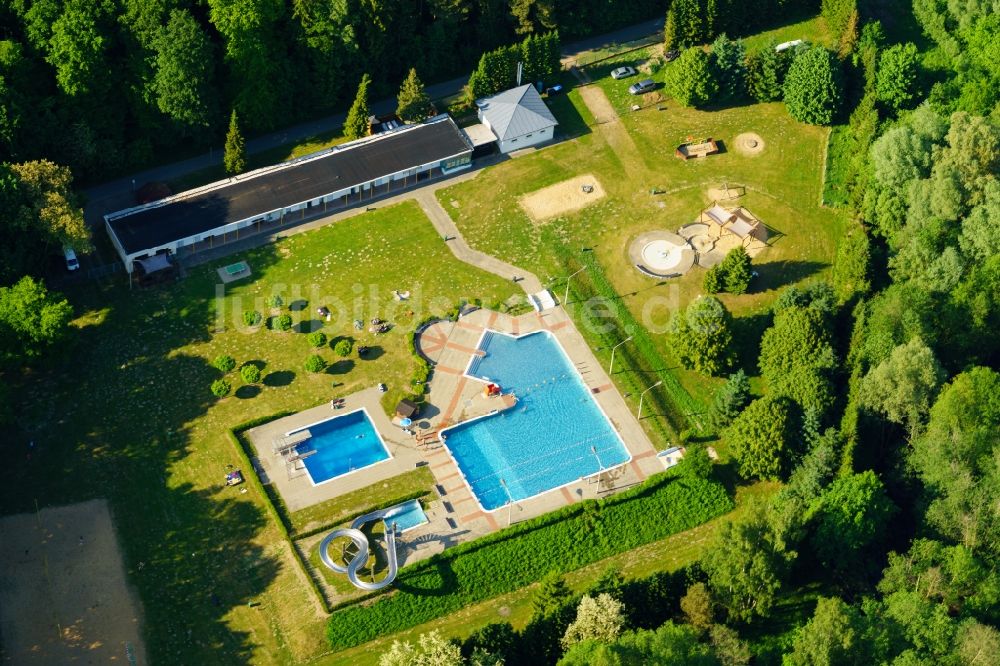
[0,201,519,665]
[437,16,845,446]
[314,481,779,666]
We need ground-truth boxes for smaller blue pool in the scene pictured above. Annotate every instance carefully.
[384,499,429,532]
[289,409,390,485]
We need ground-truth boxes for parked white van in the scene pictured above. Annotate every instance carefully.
[63,246,79,271]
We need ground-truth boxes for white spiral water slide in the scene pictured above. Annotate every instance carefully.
[318,507,399,591]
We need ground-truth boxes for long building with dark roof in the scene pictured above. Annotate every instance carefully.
[105,115,473,272]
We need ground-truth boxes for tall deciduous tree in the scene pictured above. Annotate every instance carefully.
[396,68,433,122]
[783,46,843,125]
[664,47,718,108]
[667,295,733,376]
[343,73,372,140]
[910,367,1000,558]
[726,396,796,480]
[858,336,945,432]
[876,42,920,113]
[379,629,463,666]
[703,513,792,622]
[46,0,112,97]
[785,597,873,665]
[810,471,896,577]
[152,10,218,132]
[223,110,246,174]
[0,276,73,366]
[560,593,625,648]
[208,0,292,131]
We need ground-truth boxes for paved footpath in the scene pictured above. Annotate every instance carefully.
[413,191,543,295]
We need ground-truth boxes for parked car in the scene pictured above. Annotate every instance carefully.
[610,66,636,80]
[628,79,656,95]
[664,50,681,62]
[63,246,79,271]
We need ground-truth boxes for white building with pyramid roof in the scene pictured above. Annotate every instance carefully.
[475,84,559,154]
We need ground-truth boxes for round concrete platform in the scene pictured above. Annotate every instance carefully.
[629,231,696,278]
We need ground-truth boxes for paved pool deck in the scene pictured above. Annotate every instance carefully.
[415,306,662,533]
[245,307,663,583]
[245,387,425,512]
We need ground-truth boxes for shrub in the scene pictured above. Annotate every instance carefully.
[305,354,327,373]
[213,354,236,373]
[243,310,262,327]
[308,332,327,348]
[325,475,733,650]
[267,294,284,309]
[276,314,292,331]
[240,364,261,383]
[211,379,231,397]
[703,265,724,293]
[334,338,353,357]
[664,47,719,108]
[784,46,843,125]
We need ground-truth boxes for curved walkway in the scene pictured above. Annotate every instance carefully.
[414,191,543,295]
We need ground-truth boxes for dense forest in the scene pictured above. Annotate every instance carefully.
[0,0,669,182]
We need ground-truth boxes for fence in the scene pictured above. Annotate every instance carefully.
[570,33,663,69]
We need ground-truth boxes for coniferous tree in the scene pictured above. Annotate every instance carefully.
[223,109,246,175]
[396,68,433,122]
[343,73,371,140]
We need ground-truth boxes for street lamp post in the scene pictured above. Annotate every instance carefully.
[591,445,607,493]
[608,335,633,375]
[500,477,514,528]
[563,268,585,306]
[637,379,663,420]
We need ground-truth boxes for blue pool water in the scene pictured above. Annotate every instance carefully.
[290,410,389,485]
[442,330,630,510]
[384,499,429,532]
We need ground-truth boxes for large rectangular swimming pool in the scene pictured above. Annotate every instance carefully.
[288,409,390,485]
[440,330,630,511]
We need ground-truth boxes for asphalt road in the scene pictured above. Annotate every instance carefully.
[83,16,664,226]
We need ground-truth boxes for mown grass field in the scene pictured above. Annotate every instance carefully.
[3,15,847,665]
[0,201,518,664]
[437,20,845,443]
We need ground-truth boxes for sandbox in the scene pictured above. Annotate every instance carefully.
[519,174,606,222]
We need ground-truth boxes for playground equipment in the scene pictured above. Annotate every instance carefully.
[318,506,401,591]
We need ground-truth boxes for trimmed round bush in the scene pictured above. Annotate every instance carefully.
[243,310,262,327]
[334,339,353,357]
[213,354,236,373]
[308,331,327,348]
[305,354,327,373]
[240,364,261,383]
[210,379,231,397]
[267,294,284,309]
[277,314,293,331]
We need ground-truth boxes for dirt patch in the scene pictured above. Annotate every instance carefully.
[733,133,765,156]
[519,174,606,223]
[0,499,147,665]
[706,184,745,201]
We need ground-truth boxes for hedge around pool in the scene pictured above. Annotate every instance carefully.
[325,473,732,650]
